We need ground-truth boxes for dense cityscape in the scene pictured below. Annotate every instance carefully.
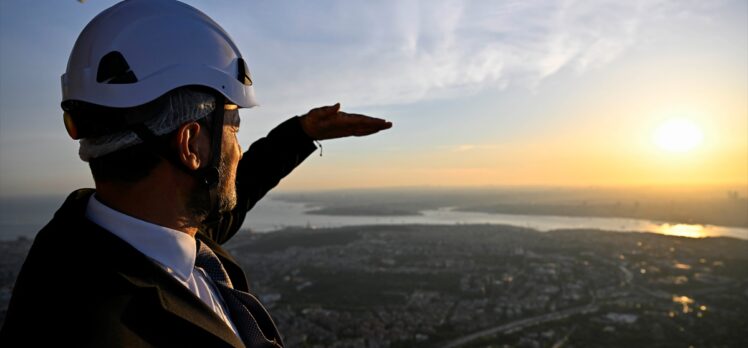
[227,225,747,347]
[2,224,747,347]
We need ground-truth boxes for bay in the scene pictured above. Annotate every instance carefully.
[244,198,748,240]
[2,196,746,241]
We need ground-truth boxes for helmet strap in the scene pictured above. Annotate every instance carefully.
[201,96,226,218]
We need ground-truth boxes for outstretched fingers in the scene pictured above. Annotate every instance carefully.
[300,102,393,140]
[338,112,393,136]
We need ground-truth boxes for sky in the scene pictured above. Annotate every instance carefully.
[0,0,746,197]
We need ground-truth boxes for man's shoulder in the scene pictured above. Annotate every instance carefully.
[22,188,162,289]
[4,204,245,346]
[30,188,112,261]
[4,189,188,334]
[2,190,157,343]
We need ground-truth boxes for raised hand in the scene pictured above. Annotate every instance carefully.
[299,103,393,141]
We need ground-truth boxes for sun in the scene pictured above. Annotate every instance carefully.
[654,119,703,153]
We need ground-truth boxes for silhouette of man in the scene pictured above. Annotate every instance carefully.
[0,1,391,347]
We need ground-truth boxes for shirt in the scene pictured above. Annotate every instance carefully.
[85,195,240,336]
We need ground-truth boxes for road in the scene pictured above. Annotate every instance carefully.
[440,302,598,348]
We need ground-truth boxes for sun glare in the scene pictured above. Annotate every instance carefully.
[658,223,708,238]
[654,119,703,153]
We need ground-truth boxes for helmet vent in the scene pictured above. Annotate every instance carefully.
[96,51,138,84]
[237,58,252,86]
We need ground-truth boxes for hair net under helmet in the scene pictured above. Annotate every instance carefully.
[61,0,257,160]
[78,89,215,161]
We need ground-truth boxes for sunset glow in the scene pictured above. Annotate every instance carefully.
[0,1,746,195]
[1,3,746,346]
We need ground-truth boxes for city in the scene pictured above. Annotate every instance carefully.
[1,224,746,347]
[223,224,747,347]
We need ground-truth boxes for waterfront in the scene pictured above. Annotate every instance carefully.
[2,196,747,241]
[244,199,748,240]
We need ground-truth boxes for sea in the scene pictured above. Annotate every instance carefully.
[1,195,747,241]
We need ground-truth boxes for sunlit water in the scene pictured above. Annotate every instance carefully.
[242,199,748,240]
[1,197,746,241]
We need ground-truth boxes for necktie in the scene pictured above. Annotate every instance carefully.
[195,240,283,348]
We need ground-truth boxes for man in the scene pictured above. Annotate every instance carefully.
[0,1,391,347]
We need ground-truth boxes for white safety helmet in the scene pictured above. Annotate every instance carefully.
[61,0,257,112]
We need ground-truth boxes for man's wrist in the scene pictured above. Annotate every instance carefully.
[297,114,317,140]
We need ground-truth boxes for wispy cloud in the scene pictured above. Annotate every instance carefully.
[231,0,723,112]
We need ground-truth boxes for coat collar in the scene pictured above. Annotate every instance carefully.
[58,189,247,348]
[117,270,246,348]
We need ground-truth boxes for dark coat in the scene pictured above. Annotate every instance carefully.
[0,117,317,347]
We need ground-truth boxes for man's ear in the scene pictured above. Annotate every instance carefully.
[174,122,204,171]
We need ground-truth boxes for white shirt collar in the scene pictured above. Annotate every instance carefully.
[85,194,196,282]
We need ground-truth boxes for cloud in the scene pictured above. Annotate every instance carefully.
[232,0,725,112]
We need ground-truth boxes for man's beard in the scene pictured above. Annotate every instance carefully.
[185,154,237,227]
[215,153,238,213]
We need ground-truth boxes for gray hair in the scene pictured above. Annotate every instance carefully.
[78,88,216,161]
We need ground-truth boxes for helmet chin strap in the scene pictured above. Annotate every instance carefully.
[200,96,226,216]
